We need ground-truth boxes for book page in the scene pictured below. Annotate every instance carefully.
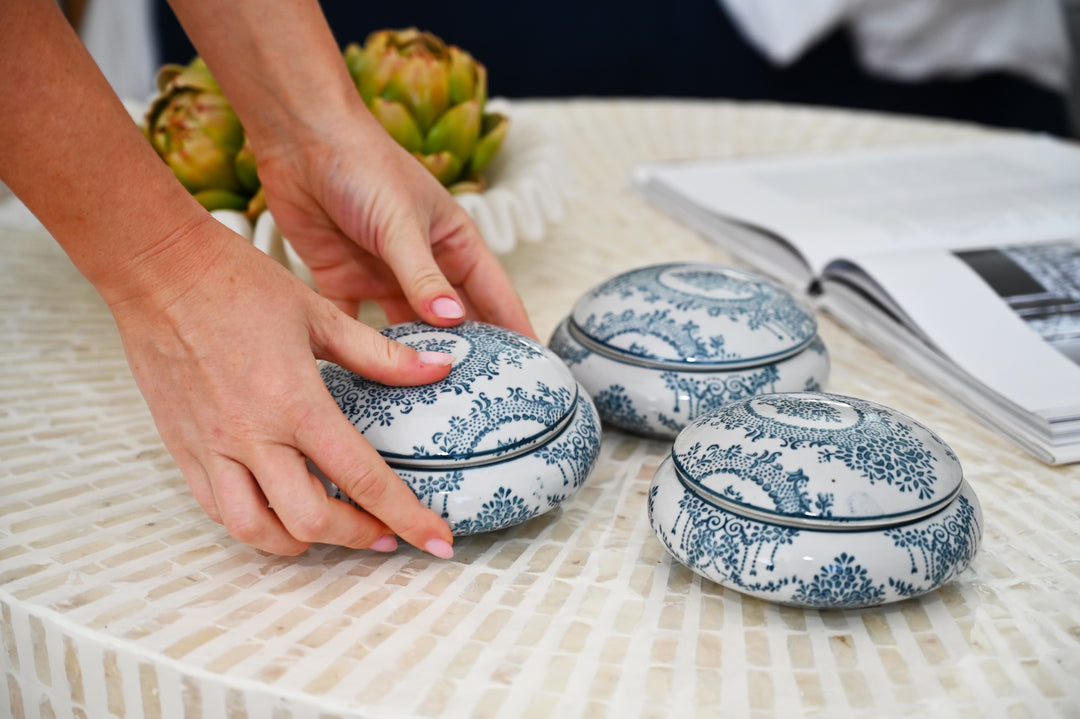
[828,241,1080,419]
[636,136,1080,277]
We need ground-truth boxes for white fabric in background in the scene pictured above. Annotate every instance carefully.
[79,0,159,101]
[718,0,1071,93]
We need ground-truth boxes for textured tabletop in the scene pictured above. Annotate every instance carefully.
[2,100,1079,719]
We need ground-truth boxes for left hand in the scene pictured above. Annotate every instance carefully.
[253,104,536,337]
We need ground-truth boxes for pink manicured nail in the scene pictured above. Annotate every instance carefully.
[370,535,398,552]
[418,351,455,367]
[425,537,454,559]
[431,296,465,319]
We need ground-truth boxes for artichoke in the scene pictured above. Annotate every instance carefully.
[142,58,262,216]
[344,28,509,193]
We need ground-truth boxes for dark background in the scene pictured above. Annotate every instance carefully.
[154,0,1073,138]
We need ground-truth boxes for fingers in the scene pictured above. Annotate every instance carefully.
[378,214,468,328]
[250,449,400,550]
[456,249,536,339]
[207,456,311,556]
[195,451,404,555]
[311,298,455,386]
[173,447,222,523]
[377,217,536,338]
[295,401,455,558]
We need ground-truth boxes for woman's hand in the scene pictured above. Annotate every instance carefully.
[2,0,534,558]
[255,105,535,337]
[108,216,459,557]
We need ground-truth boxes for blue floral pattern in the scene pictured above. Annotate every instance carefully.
[650,473,982,608]
[327,390,600,536]
[322,322,577,462]
[648,392,980,608]
[320,322,602,536]
[675,443,835,518]
[681,393,955,508]
[790,554,887,607]
[570,264,817,366]
[549,317,829,439]
[450,487,534,536]
[593,385,653,435]
[658,364,780,424]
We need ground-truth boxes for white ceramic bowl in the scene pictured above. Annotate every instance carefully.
[318,321,601,536]
[550,263,830,438]
[648,392,983,608]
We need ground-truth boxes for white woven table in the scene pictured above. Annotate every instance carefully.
[2,100,1079,719]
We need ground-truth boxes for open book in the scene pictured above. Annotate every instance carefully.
[632,136,1080,465]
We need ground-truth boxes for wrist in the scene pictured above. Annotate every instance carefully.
[167,0,369,160]
[86,209,236,312]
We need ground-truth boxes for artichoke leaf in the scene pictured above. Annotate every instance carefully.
[466,112,509,178]
[234,135,259,193]
[447,178,486,195]
[447,47,478,105]
[245,186,267,220]
[383,56,450,134]
[474,63,488,108]
[193,189,249,212]
[413,151,463,186]
[344,27,506,190]
[370,98,424,153]
[422,99,480,161]
[164,131,244,194]
[356,49,404,105]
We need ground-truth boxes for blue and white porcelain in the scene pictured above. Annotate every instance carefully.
[319,321,601,536]
[549,263,829,438]
[648,392,982,608]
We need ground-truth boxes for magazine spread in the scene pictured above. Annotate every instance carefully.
[632,136,1080,464]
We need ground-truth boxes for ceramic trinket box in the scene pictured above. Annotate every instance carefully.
[319,321,602,536]
[648,392,982,608]
[549,262,829,438]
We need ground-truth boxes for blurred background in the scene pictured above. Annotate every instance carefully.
[66,0,1079,138]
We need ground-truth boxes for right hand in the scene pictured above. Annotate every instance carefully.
[107,216,458,557]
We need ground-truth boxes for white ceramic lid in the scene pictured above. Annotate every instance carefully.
[671,392,964,529]
[568,263,817,369]
[321,321,579,468]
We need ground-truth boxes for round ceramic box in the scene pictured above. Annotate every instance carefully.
[319,321,602,536]
[549,262,829,438]
[648,392,983,608]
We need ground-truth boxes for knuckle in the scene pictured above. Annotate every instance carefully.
[410,266,449,296]
[375,335,399,364]
[224,513,263,545]
[276,543,310,558]
[365,334,407,370]
[342,525,383,550]
[387,515,427,542]
[339,464,389,508]
[287,508,332,542]
[200,501,224,525]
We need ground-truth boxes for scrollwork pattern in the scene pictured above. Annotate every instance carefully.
[576,264,816,362]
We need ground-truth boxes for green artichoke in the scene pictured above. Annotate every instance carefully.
[344,28,509,193]
[143,58,262,216]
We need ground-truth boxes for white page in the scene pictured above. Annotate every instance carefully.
[818,280,1080,464]
[638,136,1080,276]
[843,246,1080,418]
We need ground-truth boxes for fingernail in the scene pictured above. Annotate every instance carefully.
[418,351,455,367]
[424,537,454,559]
[431,296,465,320]
[370,535,398,552]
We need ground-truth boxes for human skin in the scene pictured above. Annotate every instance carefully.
[0,0,534,557]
